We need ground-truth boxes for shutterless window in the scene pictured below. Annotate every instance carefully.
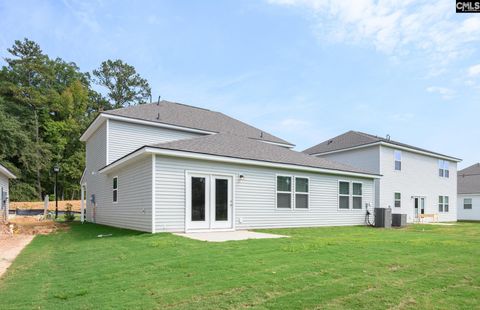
[438,196,449,212]
[438,160,450,178]
[394,150,402,171]
[112,177,118,203]
[394,192,401,208]
[295,177,309,209]
[352,183,362,209]
[339,181,350,209]
[464,198,472,210]
[277,176,292,209]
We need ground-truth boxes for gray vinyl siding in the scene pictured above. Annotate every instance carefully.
[102,156,152,232]
[379,145,457,222]
[154,155,374,232]
[320,146,381,174]
[85,122,108,222]
[108,120,203,163]
[0,173,9,215]
[457,194,480,221]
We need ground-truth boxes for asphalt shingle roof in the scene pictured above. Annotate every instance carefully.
[303,130,460,160]
[458,163,480,194]
[148,133,378,176]
[103,100,293,146]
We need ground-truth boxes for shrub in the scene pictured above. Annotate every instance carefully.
[63,204,75,222]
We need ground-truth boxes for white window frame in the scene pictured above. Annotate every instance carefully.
[394,150,402,171]
[276,174,293,210]
[352,182,363,210]
[438,195,449,213]
[464,198,472,210]
[112,176,118,204]
[438,160,450,178]
[294,176,310,210]
[394,192,401,208]
[338,180,351,210]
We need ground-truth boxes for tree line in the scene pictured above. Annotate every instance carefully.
[0,38,152,201]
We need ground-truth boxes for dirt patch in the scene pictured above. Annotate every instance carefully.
[10,200,81,212]
[7,217,69,235]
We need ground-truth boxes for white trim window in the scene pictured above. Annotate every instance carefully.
[394,192,401,208]
[352,182,363,209]
[438,160,450,178]
[464,198,472,210]
[276,175,292,209]
[113,176,118,203]
[339,181,350,209]
[438,195,449,212]
[394,150,402,171]
[295,177,309,209]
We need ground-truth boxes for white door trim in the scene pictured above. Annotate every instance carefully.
[185,170,236,232]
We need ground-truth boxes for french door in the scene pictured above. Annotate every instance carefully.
[186,173,233,231]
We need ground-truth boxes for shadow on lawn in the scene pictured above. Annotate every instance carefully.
[62,222,149,241]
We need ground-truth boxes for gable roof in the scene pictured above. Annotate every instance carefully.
[81,100,293,147]
[100,133,379,178]
[303,130,461,162]
[458,163,480,194]
[0,164,16,179]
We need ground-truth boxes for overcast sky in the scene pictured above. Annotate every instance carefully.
[1,0,479,168]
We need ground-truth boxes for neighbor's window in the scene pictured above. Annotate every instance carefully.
[113,176,118,203]
[277,176,292,209]
[438,160,450,178]
[394,150,402,171]
[352,182,363,209]
[438,195,449,212]
[339,181,350,209]
[394,192,401,208]
[464,198,472,210]
[295,177,309,209]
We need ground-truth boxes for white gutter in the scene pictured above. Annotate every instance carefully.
[310,141,461,162]
[99,147,380,179]
[0,165,16,179]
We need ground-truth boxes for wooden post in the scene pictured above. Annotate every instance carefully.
[43,195,49,219]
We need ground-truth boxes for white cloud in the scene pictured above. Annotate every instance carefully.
[268,0,480,72]
[468,64,480,77]
[426,86,455,100]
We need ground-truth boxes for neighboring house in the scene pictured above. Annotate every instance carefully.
[457,163,480,221]
[80,101,379,233]
[0,164,16,220]
[303,131,461,223]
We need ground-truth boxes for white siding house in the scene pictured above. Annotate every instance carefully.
[457,163,480,221]
[81,101,379,233]
[0,164,16,219]
[304,131,461,223]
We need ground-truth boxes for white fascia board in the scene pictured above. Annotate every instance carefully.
[0,165,16,179]
[311,141,461,162]
[79,168,87,184]
[100,147,380,179]
[258,139,295,149]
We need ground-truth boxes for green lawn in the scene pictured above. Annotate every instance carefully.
[0,223,479,309]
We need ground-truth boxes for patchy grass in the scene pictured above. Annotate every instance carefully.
[0,223,479,309]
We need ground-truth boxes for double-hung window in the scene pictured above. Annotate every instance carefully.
[352,183,363,209]
[295,177,309,209]
[438,196,449,212]
[438,160,449,178]
[339,181,350,209]
[276,176,292,209]
[394,192,401,208]
[113,176,118,203]
[394,150,402,171]
[464,198,472,210]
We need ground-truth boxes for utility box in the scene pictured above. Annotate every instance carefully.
[392,213,407,227]
[374,208,392,228]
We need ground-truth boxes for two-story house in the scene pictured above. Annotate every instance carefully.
[80,101,379,233]
[0,163,16,220]
[303,131,461,223]
[457,163,480,221]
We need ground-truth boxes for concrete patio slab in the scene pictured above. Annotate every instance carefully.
[174,230,288,242]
